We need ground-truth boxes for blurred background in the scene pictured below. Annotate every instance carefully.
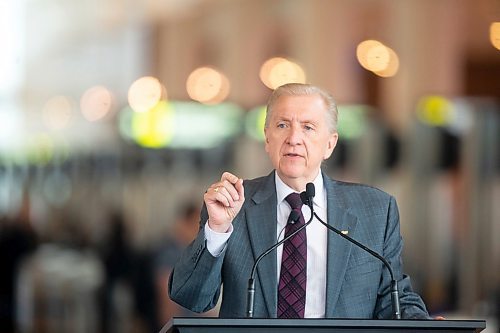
[0,0,499,332]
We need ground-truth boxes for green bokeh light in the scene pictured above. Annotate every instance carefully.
[245,105,266,141]
[337,105,370,140]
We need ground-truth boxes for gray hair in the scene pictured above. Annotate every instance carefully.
[265,83,338,133]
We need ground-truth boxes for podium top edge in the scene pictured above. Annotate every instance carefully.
[166,317,487,329]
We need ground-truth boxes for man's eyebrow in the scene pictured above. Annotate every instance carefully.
[275,116,291,121]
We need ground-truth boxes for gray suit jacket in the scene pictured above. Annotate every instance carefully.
[169,171,429,319]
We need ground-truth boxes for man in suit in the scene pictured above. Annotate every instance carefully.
[169,83,430,319]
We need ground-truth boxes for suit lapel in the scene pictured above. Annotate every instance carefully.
[245,172,278,317]
[323,176,359,317]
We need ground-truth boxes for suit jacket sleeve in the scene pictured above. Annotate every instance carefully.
[168,204,224,313]
[374,196,430,319]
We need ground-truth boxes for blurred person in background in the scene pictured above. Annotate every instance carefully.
[100,211,158,332]
[0,195,38,333]
[155,202,218,324]
[169,83,431,319]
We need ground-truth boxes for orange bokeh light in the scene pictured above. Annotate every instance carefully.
[186,67,230,104]
[128,76,165,112]
[80,86,114,121]
[259,57,306,89]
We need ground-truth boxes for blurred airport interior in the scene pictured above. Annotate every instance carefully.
[0,0,499,332]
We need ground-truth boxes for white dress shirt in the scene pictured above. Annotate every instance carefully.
[205,171,328,318]
[274,172,327,318]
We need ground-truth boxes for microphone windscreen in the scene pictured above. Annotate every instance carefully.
[306,183,315,199]
[288,210,300,224]
[300,191,308,205]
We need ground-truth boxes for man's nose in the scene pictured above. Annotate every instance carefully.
[286,125,303,145]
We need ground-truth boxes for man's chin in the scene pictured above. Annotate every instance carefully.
[277,169,307,183]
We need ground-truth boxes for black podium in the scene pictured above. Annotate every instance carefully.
[160,317,486,333]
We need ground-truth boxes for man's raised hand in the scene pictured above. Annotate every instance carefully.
[204,172,245,233]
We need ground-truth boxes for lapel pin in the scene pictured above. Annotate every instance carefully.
[341,230,349,235]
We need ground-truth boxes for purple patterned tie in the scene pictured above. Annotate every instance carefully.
[277,192,307,318]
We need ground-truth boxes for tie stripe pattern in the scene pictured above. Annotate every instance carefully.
[277,192,307,318]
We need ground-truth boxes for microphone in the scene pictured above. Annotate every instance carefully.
[300,182,315,209]
[301,182,401,320]
[287,210,301,224]
[246,196,310,318]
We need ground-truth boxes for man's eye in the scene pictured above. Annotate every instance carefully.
[304,125,314,131]
[277,123,287,128]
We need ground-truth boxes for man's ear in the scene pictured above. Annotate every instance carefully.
[264,128,270,152]
[324,132,339,159]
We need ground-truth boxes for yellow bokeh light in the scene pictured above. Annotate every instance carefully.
[186,67,230,104]
[80,86,113,121]
[42,95,74,130]
[244,106,267,141]
[417,95,454,127]
[374,47,399,77]
[259,57,306,89]
[28,133,55,165]
[490,22,500,50]
[128,76,165,113]
[132,100,174,148]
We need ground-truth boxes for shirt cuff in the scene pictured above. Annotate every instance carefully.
[204,221,233,256]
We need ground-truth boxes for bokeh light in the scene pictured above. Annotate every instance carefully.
[416,95,454,127]
[80,86,114,121]
[120,101,243,149]
[128,76,165,113]
[337,105,370,140]
[118,106,135,142]
[365,44,390,72]
[27,133,55,165]
[131,100,174,148]
[490,22,500,50]
[245,106,267,141]
[357,40,399,77]
[259,57,306,89]
[357,40,386,70]
[259,57,285,88]
[42,95,74,130]
[186,67,230,104]
[166,101,243,148]
[373,47,399,77]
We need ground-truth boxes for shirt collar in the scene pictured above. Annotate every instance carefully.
[275,170,325,209]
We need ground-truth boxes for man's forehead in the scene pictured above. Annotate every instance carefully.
[276,93,321,101]
[272,95,327,116]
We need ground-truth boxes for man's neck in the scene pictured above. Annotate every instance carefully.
[275,170,321,192]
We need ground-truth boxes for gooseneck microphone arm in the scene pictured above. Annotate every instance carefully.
[246,205,312,318]
[312,212,401,319]
[302,182,401,320]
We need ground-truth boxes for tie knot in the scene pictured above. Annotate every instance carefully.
[285,192,303,210]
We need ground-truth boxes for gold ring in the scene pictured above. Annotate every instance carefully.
[214,187,219,193]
